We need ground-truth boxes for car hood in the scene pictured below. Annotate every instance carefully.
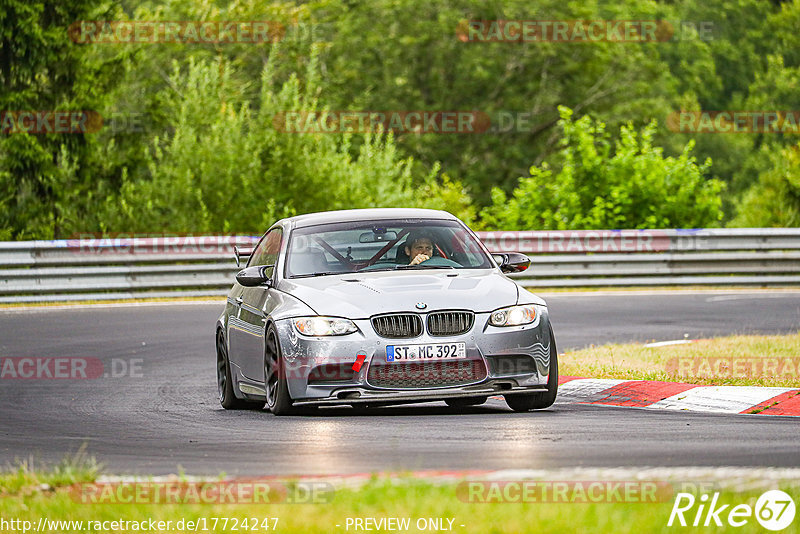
[279,269,528,318]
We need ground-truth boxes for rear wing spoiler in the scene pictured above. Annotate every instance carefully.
[234,246,253,268]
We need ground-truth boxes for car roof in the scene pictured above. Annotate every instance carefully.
[280,208,459,229]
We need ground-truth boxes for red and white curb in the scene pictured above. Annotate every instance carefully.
[558,377,800,416]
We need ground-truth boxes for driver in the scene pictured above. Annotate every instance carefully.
[405,230,436,265]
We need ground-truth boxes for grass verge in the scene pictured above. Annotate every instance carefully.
[2,461,799,533]
[561,333,800,387]
[530,286,800,294]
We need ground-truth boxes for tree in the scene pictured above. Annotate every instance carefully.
[101,51,475,234]
[313,0,680,204]
[731,143,800,227]
[480,107,724,230]
[0,0,125,238]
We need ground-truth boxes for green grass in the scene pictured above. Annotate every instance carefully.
[531,286,800,293]
[0,448,101,496]
[562,333,800,387]
[2,463,800,533]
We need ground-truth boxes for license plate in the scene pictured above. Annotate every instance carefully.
[386,342,467,362]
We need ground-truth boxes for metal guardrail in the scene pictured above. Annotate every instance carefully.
[1,229,799,303]
[479,229,800,288]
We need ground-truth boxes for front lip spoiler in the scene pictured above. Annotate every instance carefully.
[293,383,549,406]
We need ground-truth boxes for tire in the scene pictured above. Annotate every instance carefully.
[445,397,487,407]
[217,330,262,410]
[505,324,559,412]
[264,325,296,416]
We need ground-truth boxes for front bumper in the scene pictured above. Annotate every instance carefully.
[293,382,549,406]
[274,309,552,406]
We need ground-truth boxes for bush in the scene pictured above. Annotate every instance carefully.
[480,107,725,230]
[731,142,800,227]
[101,50,473,234]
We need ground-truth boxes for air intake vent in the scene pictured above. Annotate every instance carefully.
[368,360,487,389]
[485,354,538,376]
[427,311,474,336]
[371,313,423,338]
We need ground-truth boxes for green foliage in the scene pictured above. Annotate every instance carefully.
[101,52,473,233]
[5,0,800,237]
[0,447,100,494]
[315,0,679,203]
[731,143,800,227]
[0,0,126,239]
[480,107,724,230]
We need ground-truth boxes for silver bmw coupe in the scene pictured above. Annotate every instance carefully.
[215,208,557,415]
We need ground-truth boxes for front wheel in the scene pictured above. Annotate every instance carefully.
[264,325,295,416]
[505,325,559,412]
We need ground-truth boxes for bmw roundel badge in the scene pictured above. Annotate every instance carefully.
[415,302,427,310]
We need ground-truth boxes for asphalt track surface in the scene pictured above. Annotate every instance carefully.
[1,290,799,475]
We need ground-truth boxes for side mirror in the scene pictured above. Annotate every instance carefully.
[234,246,253,268]
[235,265,273,287]
[492,252,531,274]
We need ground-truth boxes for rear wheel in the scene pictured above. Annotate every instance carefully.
[217,330,262,410]
[445,396,487,407]
[264,325,296,416]
[505,325,559,412]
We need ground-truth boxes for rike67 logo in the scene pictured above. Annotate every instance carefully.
[668,490,795,530]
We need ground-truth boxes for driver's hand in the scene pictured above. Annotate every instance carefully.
[409,253,430,265]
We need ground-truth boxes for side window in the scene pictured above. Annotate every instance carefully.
[249,228,283,278]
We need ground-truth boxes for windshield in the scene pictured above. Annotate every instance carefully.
[285,219,493,278]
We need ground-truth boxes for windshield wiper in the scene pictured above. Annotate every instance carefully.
[358,267,396,273]
[293,271,349,278]
[394,264,455,270]
[355,265,456,273]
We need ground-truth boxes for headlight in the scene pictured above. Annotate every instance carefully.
[292,317,358,336]
[489,305,537,327]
